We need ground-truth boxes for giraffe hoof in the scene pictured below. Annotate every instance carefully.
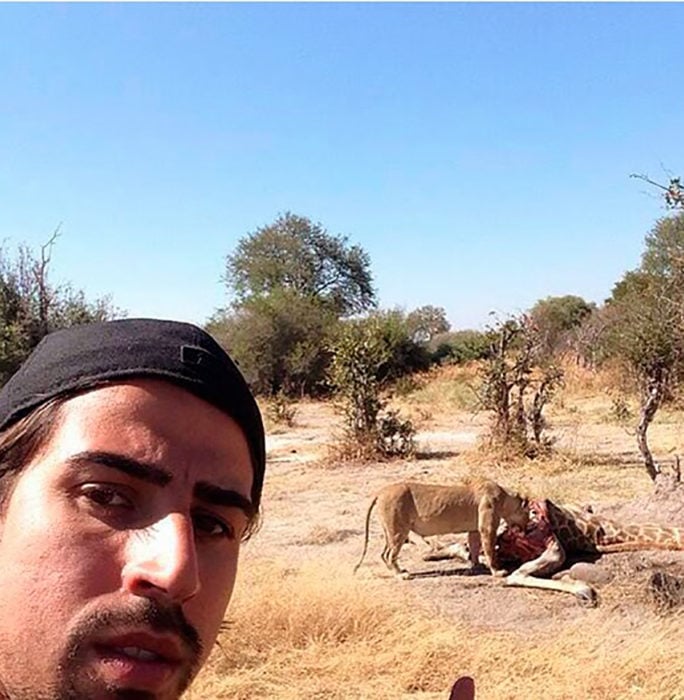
[575,586,598,607]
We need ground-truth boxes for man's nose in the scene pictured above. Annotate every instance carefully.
[121,512,200,604]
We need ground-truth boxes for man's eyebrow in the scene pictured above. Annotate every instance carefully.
[66,451,255,519]
[66,451,172,487]
[194,481,255,520]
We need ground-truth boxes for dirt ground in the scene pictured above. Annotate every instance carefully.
[243,399,684,637]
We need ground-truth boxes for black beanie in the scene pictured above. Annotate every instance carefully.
[0,318,266,508]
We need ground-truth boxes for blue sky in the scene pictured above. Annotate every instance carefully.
[1,3,683,330]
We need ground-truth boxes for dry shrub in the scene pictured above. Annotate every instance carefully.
[188,560,684,699]
[264,393,298,430]
[324,411,416,464]
[325,428,382,464]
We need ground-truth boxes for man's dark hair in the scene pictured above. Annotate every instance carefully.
[0,397,64,511]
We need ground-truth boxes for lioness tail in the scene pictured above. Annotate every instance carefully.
[353,495,378,574]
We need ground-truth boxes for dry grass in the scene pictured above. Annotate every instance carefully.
[189,560,684,699]
[559,359,631,398]
[396,364,482,419]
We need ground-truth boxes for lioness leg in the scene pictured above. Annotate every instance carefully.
[467,531,482,567]
[381,524,410,576]
[477,499,505,575]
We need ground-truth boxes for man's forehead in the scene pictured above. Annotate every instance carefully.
[60,378,245,427]
[51,381,254,487]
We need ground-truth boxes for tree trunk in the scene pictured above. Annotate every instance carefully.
[636,373,666,481]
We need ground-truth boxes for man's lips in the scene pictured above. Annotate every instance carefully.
[88,631,192,691]
[94,631,185,665]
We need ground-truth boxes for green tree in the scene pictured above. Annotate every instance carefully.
[329,318,388,443]
[405,305,450,343]
[367,309,431,383]
[328,317,415,459]
[604,212,684,480]
[429,329,490,365]
[214,213,377,396]
[224,212,375,316]
[206,290,338,397]
[0,235,120,385]
[528,294,595,358]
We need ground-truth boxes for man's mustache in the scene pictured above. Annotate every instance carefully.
[66,598,203,664]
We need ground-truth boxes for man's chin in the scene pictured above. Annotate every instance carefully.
[57,598,201,700]
[56,646,193,700]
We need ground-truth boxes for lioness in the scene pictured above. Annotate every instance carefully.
[354,478,529,578]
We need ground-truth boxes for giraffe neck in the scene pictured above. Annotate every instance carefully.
[596,521,684,551]
[546,500,684,552]
[545,501,601,553]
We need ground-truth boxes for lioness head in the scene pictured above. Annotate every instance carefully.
[505,493,530,530]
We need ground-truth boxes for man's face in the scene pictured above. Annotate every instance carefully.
[0,379,254,700]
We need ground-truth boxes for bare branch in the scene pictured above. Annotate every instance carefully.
[631,173,684,208]
[630,173,670,191]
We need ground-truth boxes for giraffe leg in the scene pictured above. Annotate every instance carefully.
[504,539,598,606]
[506,571,597,606]
[422,539,471,562]
[508,539,566,578]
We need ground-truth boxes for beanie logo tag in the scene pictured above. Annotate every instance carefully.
[181,345,214,369]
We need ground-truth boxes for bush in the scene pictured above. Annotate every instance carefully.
[477,316,563,458]
[207,291,338,397]
[429,329,490,365]
[328,317,416,461]
[265,391,298,427]
[376,409,416,458]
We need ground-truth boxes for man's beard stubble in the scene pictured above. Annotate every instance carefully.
[0,598,203,700]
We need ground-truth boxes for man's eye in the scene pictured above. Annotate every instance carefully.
[81,485,131,508]
[193,512,236,540]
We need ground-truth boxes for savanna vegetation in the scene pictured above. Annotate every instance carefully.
[194,193,684,699]
[207,202,684,482]
[188,359,684,699]
[0,228,121,384]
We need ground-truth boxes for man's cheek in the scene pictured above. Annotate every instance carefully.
[190,566,238,645]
